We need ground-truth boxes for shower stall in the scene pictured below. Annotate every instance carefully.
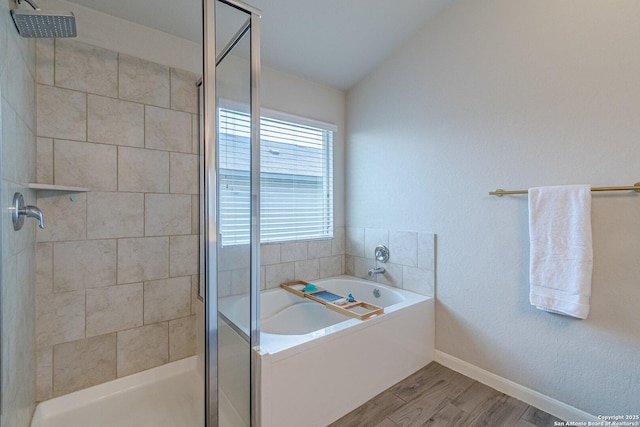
[0,0,261,425]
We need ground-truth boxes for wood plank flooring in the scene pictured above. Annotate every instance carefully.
[329,362,563,427]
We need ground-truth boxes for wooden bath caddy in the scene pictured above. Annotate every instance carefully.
[280,280,384,321]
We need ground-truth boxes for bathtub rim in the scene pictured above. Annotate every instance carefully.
[259,296,433,363]
[253,275,432,358]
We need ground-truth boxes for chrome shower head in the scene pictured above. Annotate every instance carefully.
[11,0,76,38]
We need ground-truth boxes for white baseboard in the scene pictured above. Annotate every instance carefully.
[434,350,599,423]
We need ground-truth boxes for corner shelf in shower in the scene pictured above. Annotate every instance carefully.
[280,280,384,321]
[28,183,90,192]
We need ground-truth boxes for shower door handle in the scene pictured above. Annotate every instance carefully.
[12,192,45,230]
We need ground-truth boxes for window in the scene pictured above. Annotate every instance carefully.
[218,108,334,246]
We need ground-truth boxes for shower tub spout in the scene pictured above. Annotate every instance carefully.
[368,266,385,277]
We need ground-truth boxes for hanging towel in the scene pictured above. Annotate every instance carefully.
[528,185,593,319]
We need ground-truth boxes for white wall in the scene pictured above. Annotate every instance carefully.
[346,0,640,415]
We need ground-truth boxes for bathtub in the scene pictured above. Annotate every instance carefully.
[219,275,435,427]
[31,276,433,427]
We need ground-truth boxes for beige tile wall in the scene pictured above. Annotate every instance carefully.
[345,227,436,297]
[34,39,200,401]
[218,227,346,296]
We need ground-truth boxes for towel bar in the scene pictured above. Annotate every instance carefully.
[490,182,640,196]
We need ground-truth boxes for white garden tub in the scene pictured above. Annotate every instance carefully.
[219,275,435,427]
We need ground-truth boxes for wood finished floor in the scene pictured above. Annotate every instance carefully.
[329,362,563,427]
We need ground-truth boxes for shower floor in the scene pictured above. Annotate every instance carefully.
[30,356,247,427]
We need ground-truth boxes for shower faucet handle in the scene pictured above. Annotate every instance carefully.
[12,192,45,230]
[22,204,45,229]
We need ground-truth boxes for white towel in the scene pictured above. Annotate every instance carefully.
[528,185,593,319]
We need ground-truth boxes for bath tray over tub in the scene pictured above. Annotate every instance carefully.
[280,281,384,320]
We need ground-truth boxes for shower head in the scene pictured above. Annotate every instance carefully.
[11,0,76,38]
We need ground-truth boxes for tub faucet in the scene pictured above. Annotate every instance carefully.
[368,267,385,277]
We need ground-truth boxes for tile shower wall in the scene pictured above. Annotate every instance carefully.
[217,227,346,295]
[261,228,346,289]
[33,39,200,401]
[1,1,37,424]
[345,227,436,297]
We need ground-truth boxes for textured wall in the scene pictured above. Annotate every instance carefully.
[346,0,640,415]
[34,39,200,400]
[0,1,38,425]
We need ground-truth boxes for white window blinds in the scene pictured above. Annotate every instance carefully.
[218,108,334,246]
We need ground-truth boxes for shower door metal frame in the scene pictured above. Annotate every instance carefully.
[202,0,261,425]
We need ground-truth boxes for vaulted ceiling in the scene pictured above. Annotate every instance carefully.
[65,0,452,90]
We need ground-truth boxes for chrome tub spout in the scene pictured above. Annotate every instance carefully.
[368,267,385,277]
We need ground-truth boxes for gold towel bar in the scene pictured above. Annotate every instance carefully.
[490,182,640,196]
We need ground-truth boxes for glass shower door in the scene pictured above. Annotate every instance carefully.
[203,1,260,425]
